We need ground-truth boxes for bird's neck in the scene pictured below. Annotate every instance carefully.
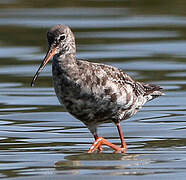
[53,53,77,72]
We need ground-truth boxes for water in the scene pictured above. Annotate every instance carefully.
[0,0,186,179]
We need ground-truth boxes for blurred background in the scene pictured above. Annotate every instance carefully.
[0,0,186,179]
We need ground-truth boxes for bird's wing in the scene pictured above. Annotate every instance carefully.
[77,60,163,98]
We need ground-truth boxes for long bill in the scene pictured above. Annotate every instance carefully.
[31,48,56,87]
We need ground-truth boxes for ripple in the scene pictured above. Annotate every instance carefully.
[77,31,178,39]
[1,15,186,29]
[110,61,186,71]
[81,41,186,56]
[0,47,39,59]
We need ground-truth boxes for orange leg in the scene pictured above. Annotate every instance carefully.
[88,123,127,153]
[114,123,127,153]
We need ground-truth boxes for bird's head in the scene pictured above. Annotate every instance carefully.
[31,24,75,86]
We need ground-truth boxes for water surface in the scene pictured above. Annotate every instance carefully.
[0,0,186,179]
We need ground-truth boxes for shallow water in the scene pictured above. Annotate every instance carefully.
[0,0,186,179]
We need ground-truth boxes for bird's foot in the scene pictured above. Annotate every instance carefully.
[88,137,127,153]
[88,137,104,153]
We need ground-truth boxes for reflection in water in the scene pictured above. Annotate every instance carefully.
[1,0,186,179]
[55,152,185,176]
[55,153,149,175]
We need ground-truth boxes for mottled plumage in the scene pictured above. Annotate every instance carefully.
[31,24,163,153]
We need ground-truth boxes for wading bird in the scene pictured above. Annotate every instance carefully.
[31,25,163,153]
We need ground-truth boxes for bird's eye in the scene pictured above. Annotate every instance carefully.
[59,34,66,41]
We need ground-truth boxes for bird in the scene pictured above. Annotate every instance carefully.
[31,24,163,153]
